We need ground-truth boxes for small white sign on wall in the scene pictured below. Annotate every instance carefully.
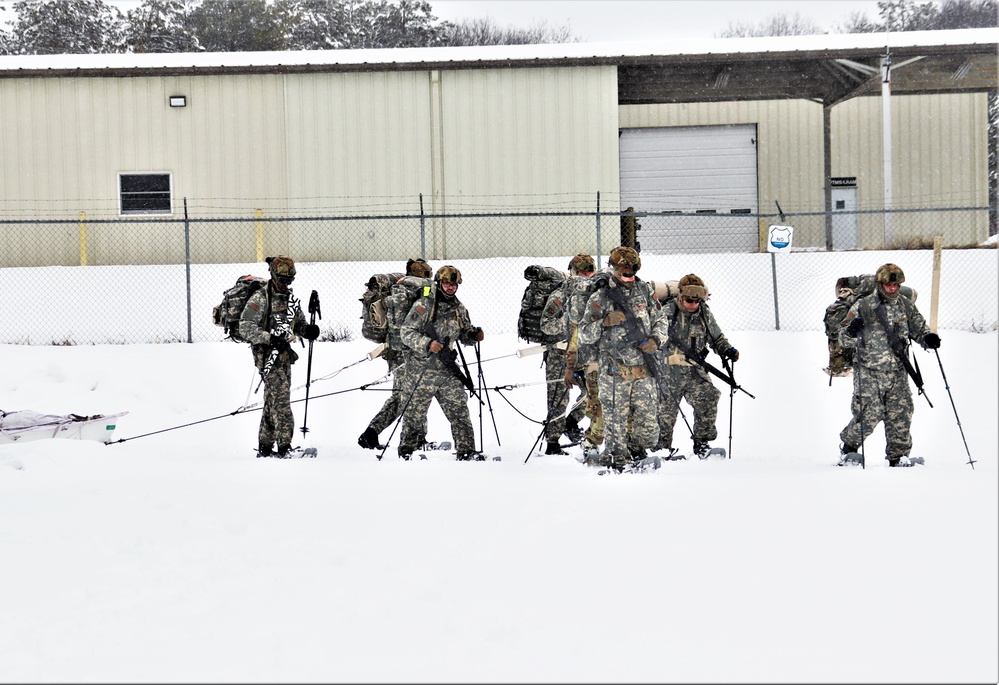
[767,225,794,253]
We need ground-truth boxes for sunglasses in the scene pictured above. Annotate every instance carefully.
[275,274,295,285]
[681,296,702,304]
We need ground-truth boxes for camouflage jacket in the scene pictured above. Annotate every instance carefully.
[400,288,478,366]
[238,281,306,365]
[539,274,587,348]
[662,298,735,362]
[840,290,931,374]
[578,277,667,369]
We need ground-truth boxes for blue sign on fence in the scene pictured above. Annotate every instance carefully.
[767,225,794,253]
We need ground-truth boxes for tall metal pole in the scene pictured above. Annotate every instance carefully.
[881,50,893,247]
[595,191,602,270]
[184,197,192,344]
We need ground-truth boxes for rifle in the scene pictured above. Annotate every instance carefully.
[669,335,756,399]
[255,306,295,394]
[872,303,933,407]
[603,282,660,378]
[422,316,481,400]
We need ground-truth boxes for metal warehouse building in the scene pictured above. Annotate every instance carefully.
[0,28,995,264]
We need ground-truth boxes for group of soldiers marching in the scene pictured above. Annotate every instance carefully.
[246,248,939,470]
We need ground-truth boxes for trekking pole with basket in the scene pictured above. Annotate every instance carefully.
[300,290,321,436]
[933,348,976,469]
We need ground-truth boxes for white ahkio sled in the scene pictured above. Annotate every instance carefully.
[0,410,128,445]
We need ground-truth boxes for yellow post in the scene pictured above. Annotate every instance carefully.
[930,235,942,332]
[255,209,264,263]
[78,211,88,266]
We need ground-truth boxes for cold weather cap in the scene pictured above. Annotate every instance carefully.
[435,265,462,284]
[568,253,596,275]
[406,258,432,278]
[678,274,708,301]
[609,246,641,273]
[267,255,296,279]
[876,263,905,284]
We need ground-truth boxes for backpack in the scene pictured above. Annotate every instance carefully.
[823,274,918,340]
[212,275,269,342]
[384,276,433,349]
[360,272,404,343]
[518,265,566,344]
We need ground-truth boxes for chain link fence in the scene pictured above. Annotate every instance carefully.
[0,206,994,345]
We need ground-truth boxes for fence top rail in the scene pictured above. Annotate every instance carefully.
[0,205,988,225]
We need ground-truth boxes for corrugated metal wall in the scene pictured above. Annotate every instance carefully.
[831,92,989,248]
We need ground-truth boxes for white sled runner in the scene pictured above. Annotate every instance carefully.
[0,410,127,445]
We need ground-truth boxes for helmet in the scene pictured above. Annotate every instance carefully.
[435,265,462,284]
[406,258,432,278]
[876,263,905,285]
[267,255,296,285]
[609,246,641,273]
[568,253,596,275]
[678,274,708,302]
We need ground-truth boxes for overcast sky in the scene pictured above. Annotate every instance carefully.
[432,0,885,42]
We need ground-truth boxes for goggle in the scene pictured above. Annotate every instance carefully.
[681,295,702,304]
[275,274,295,286]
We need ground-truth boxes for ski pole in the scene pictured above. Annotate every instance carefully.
[524,372,571,463]
[933,349,976,469]
[300,290,321,436]
[722,356,736,459]
[378,365,429,462]
[468,340,501,447]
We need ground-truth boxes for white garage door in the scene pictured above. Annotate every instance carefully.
[619,125,759,253]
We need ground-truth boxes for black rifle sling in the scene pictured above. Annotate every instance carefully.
[605,282,659,378]
[873,300,925,392]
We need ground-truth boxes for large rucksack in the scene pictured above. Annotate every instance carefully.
[360,272,405,343]
[212,275,269,342]
[518,266,566,344]
[384,275,433,349]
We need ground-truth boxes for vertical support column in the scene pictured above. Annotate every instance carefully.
[930,235,942,332]
[881,53,893,247]
[428,69,445,260]
[823,105,833,251]
[78,211,88,266]
[255,209,264,263]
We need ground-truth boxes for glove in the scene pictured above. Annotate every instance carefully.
[846,317,864,337]
[603,311,626,327]
[301,324,320,341]
[269,334,291,353]
[639,338,658,353]
[472,327,484,342]
[724,348,739,362]
[429,340,444,354]
[924,332,940,349]
[564,365,577,388]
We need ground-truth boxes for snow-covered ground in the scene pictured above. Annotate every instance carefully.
[0,252,996,682]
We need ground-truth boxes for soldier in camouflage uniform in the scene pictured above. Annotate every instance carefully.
[398,265,485,461]
[538,254,594,455]
[357,258,433,450]
[657,274,739,459]
[578,246,667,469]
[239,255,321,458]
[838,263,940,467]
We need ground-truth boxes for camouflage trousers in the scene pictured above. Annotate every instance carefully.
[544,348,586,442]
[398,364,476,456]
[657,365,720,449]
[597,358,659,458]
[365,350,410,435]
[256,360,295,449]
[840,365,914,458]
[581,365,603,446]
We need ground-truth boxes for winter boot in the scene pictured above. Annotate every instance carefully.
[357,427,382,450]
[456,451,485,461]
[692,441,710,460]
[564,416,583,445]
[545,441,568,456]
[582,442,602,465]
[629,446,647,461]
[256,443,275,458]
[888,455,913,468]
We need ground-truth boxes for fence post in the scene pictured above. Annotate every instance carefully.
[184,198,192,344]
[255,209,264,263]
[419,193,427,260]
[78,211,88,266]
[770,252,780,331]
[595,191,602,269]
[930,235,943,332]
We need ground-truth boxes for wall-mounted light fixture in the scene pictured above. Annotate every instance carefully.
[169,96,187,107]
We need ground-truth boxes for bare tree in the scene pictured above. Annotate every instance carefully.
[717,12,824,38]
[10,0,126,54]
[125,0,200,53]
[443,16,576,46]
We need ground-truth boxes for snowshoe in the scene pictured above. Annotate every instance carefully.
[836,451,864,467]
[693,442,726,460]
[663,448,686,461]
[421,440,453,451]
[276,445,317,459]
[598,454,661,476]
[888,456,925,467]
